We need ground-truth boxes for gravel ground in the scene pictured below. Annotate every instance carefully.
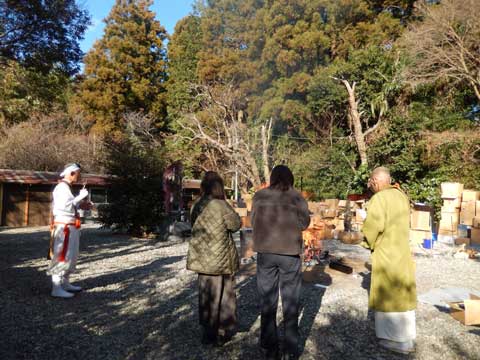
[1,225,479,360]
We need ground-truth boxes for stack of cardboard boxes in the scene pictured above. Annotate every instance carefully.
[439,183,480,245]
[439,182,463,242]
[410,206,432,245]
[305,198,365,242]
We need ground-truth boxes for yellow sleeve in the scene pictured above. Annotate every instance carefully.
[361,194,385,251]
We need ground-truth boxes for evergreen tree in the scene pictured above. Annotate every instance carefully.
[166,15,202,119]
[168,0,479,200]
[99,135,165,235]
[0,0,90,75]
[77,0,168,134]
[0,60,71,124]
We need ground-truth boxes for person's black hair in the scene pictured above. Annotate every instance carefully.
[269,165,294,192]
[200,171,225,200]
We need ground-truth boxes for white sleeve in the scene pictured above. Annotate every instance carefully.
[53,183,77,211]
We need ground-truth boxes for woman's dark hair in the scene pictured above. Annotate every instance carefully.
[200,171,225,200]
[269,165,294,191]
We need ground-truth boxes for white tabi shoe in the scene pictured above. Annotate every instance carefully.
[62,276,82,292]
[51,275,74,298]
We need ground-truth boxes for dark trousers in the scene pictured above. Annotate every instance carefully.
[257,252,302,354]
[198,273,237,340]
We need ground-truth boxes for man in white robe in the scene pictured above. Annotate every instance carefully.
[47,163,88,298]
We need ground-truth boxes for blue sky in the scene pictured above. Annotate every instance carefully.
[80,0,195,53]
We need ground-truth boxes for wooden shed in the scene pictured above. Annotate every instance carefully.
[0,169,110,227]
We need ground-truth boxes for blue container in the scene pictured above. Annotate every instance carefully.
[457,224,470,239]
[423,238,433,249]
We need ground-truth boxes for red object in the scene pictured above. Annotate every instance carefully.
[347,193,368,201]
[58,226,70,262]
[303,228,323,262]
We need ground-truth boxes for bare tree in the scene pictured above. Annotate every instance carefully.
[0,113,105,172]
[333,78,384,167]
[175,83,273,188]
[403,0,480,101]
[124,111,161,147]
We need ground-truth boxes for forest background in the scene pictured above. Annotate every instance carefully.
[1,0,479,215]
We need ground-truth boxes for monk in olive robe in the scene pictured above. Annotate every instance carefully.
[361,167,416,355]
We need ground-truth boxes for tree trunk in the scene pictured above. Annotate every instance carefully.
[261,118,273,183]
[342,80,368,167]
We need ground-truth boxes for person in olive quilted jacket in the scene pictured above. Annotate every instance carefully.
[186,171,241,346]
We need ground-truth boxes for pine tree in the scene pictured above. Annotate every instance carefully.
[166,15,202,119]
[77,0,168,134]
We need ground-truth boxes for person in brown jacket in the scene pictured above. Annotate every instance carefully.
[251,165,310,360]
[186,171,241,346]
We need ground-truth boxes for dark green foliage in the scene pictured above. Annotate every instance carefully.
[169,0,479,200]
[0,61,71,124]
[0,0,90,75]
[99,137,165,235]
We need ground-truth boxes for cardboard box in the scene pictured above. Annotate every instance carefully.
[409,229,432,245]
[442,205,458,213]
[241,215,251,228]
[440,211,460,231]
[325,199,339,209]
[438,229,458,236]
[355,210,365,223]
[410,210,431,231]
[457,224,470,238]
[462,190,480,202]
[438,233,455,245]
[473,217,480,229]
[352,222,363,232]
[308,201,326,214]
[441,182,464,199]
[234,207,248,217]
[335,221,345,232]
[471,228,480,245]
[455,237,471,246]
[449,295,480,325]
[310,215,325,228]
[460,201,476,226]
[322,208,337,219]
[307,201,316,212]
[443,198,461,209]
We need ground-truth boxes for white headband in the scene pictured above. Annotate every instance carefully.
[60,164,81,178]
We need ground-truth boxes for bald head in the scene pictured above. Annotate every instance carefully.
[368,166,391,193]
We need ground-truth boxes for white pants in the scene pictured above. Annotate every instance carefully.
[375,310,416,342]
[47,225,80,277]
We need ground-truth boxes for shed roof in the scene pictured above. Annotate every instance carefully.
[182,179,201,189]
[181,178,232,191]
[0,169,110,186]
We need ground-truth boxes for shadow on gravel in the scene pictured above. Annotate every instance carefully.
[297,282,329,355]
[469,329,480,336]
[0,227,199,360]
[308,311,412,360]
[80,255,185,289]
[231,271,331,360]
[0,227,51,265]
